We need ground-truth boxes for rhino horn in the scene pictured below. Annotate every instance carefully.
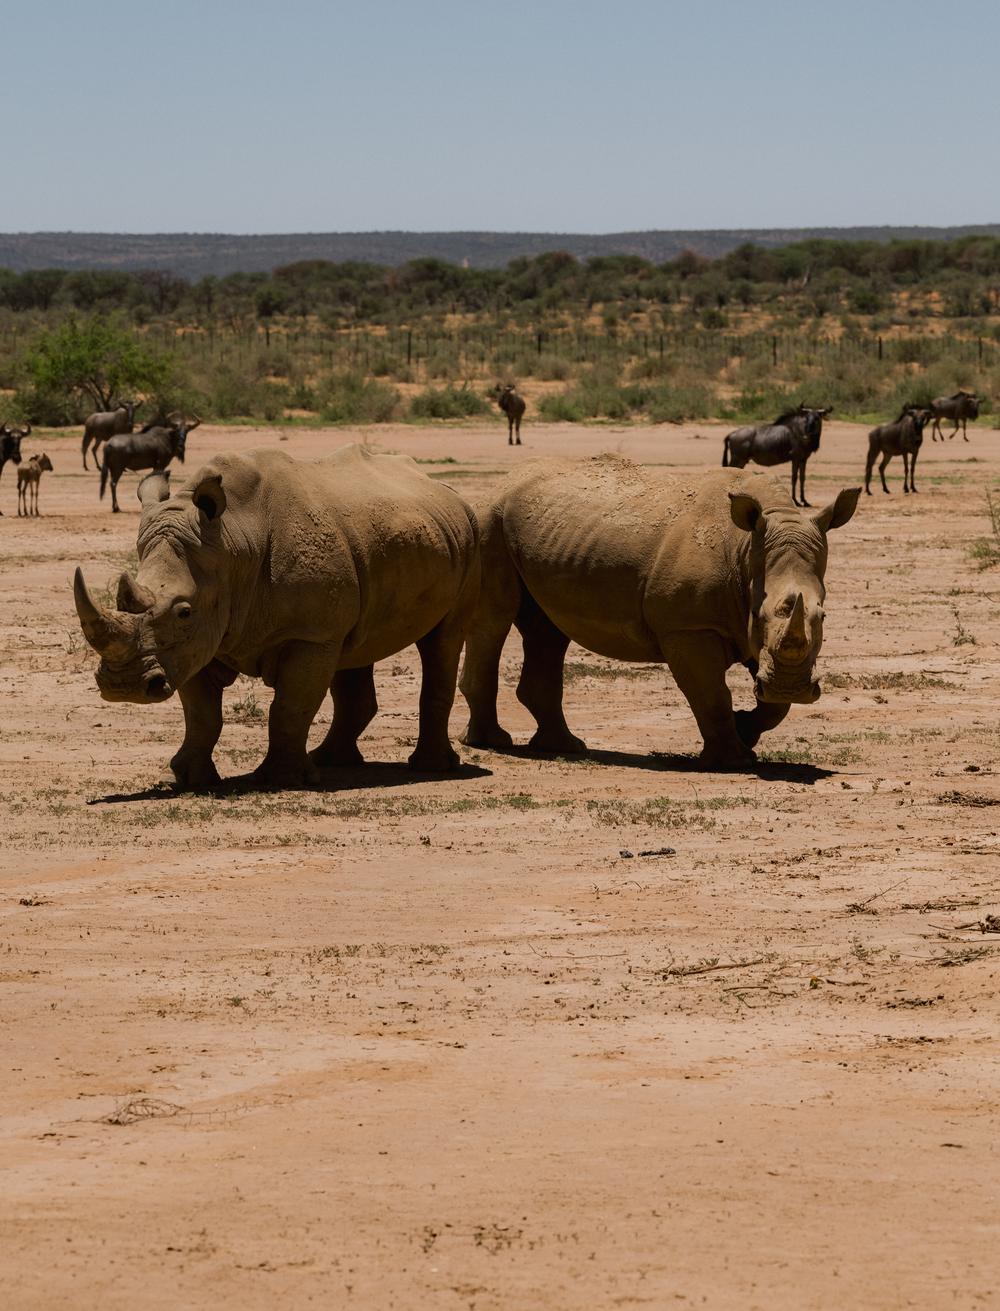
[116,571,156,615]
[73,568,136,656]
[779,593,808,653]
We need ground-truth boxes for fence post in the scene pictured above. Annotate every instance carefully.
[406,329,412,366]
[878,336,883,361]
[772,336,778,367]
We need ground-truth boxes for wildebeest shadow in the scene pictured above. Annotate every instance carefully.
[87,760,493,805]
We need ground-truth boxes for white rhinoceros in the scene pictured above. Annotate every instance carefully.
[74,444,479,789]
[459,455,859,769]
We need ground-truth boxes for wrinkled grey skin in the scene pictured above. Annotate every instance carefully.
[74,445,480,790]
[865,407,932,494]
[929,391,980,442]
[100,417,199,512]
[493,383,526,445]
[722,405,832,507]
[460,457,860,770]
[82,400,140,471]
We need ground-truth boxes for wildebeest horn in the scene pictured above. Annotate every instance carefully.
[779,593,807,652]
[116,571,156,615]
[73,567,135,655]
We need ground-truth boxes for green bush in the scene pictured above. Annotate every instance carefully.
[318,371,399,423]
[408,385,490,420]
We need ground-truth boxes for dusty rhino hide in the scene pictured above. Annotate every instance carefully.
[74,444,480,789]
[459,455,859,769]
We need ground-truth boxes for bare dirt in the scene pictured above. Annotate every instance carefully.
[2,418,999,1309]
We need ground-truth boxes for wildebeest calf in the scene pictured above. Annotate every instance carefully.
[17,453,54,516]
[493,383,526,445]
[865,407,931,495]
[722,405,832,507]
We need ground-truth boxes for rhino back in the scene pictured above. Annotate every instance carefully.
[178,445,475,670]
[495,456,784,661]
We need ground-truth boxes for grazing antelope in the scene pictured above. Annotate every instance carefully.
[865,407,931,495]
[929,390,980,442]
[17,453,54,516]
[493,383,526,445]
[722,405,832,507]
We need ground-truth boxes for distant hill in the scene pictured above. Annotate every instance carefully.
[2,226,1000,278]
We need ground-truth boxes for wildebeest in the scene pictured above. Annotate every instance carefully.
[81,399,141,471]
[17,453,54,517]
[100,415,200,513]
[928,390,980,442]
[1,421,29,514]
[493,383,526,445]
[722,405,832,507]
[865,406,932,495]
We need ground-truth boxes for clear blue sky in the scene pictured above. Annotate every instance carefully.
[4,0,998,233]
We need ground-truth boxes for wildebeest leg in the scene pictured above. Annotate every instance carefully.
[790,461,800,507]
[310,665,377,768]
[734,699,790,750]
[660,633,754,769]
[410,592,475,772]
[931,418,941,442]
[515,415,522,446]
[902,451,911,494]
[254,641,340,788]
[798,458,811,508]
[864,443,878,495]
[961,417,969,442]
[515,597,586,755]
[910,446,919,493]
[171,662,236,790]
[460,522,520,750]
[110,472,121,513]
[879,452,892,493]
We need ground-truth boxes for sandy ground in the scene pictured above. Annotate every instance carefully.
[2,416,999,1310]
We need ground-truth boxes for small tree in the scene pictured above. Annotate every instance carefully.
[18,316,174,421]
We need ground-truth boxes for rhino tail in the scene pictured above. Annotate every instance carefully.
[99,457,109,499]
[721,435,730,467]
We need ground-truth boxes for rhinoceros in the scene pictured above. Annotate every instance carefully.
[459,455,859,769]
[73,444,480,790]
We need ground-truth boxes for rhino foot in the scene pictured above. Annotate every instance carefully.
[408,742,461,772]
[310,741,365,768]
[252,752,320,790]
[528,728,588,756]
[170,752,222,793]
[699,742,757,772]
[460,722,514,751]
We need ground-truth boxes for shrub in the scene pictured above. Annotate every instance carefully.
[318,371,399,423]
[408,385,490,420]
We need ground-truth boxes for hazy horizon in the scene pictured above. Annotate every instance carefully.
[5,0,999,233]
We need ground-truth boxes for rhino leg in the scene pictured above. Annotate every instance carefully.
[661,633,755,770]
[734,700,790,750]
[459,517,520,751]
[409,613,468,773]
[171,663,236,791]
[310,665,377,768]
[515,597,587,755]
[253,641,338,788]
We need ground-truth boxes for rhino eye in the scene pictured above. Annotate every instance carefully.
[174,601,193,621]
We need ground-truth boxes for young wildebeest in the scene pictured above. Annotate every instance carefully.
[100,415,200,513]
[0,421,29,515]
[493,383,526,445]
[17,453,54,516]
[929,390,980,442]
[81,399,141,471]
[722,405,832,507]
[865,406,931,495]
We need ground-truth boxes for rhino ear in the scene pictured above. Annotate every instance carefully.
[729,492,765,533]
[192,472,227,521]
[812,486,861,533]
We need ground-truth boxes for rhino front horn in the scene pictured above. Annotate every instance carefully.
[73,567,133,655]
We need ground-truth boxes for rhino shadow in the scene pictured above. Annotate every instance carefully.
[88,760,493,805]
[515,745,833,785]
